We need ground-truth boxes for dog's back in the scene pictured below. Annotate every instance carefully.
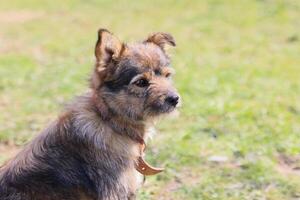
[0,101,97,200]
[0,94,142,200]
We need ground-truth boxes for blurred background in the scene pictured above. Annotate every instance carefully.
[0,0,300,199]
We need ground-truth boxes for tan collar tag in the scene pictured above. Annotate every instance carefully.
[135,142,164,176]
[136,156,164,176]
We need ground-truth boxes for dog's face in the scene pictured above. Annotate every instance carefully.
[91,29,180,121]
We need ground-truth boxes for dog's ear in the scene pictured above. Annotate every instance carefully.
[92,29,125,89]
[144,32,176,50]
[95,29,124,67]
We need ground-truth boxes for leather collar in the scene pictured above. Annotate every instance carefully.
[135,140,164,176]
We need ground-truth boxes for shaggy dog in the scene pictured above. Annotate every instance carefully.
[0,29,180,200]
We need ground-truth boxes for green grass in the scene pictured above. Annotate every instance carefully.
[1,0,300,199]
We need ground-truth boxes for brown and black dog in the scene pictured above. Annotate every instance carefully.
[0,29,180,200]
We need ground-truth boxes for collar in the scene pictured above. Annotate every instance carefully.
[135,140,164,176]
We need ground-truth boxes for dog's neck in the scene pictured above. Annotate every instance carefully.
[91,92,146,144]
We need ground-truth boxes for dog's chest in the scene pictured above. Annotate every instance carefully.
[120,165,144,195]
[117,143,144,195]
[98,135,144,197]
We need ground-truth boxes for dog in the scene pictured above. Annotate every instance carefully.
[0,29,180,200]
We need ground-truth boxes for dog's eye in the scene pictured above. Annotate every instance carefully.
[165,73,171,78]
[134,78,149,87]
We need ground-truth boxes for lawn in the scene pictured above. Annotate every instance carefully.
[0,0,300,199]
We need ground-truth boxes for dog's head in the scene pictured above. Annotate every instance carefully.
[91,29,180,121]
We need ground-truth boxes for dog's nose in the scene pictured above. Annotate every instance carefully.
[165,93,179,107]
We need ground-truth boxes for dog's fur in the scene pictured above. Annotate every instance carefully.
[0,29,179,200]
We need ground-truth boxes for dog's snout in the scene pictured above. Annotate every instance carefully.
[165,93,179,107]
